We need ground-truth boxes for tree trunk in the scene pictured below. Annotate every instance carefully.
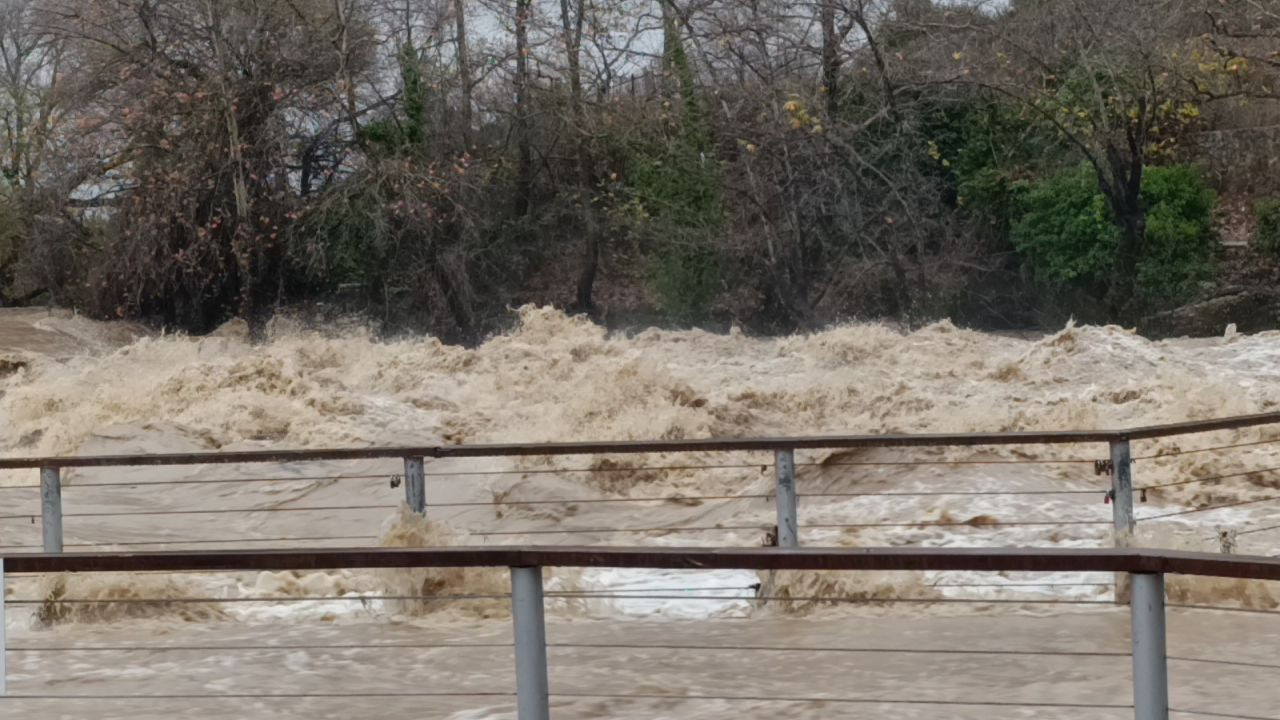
[852,5,896,120]
[514,0,533,217]
[1101,136,1146,319]
[773,257,815,330]
[1110,202,1145,317]
[333,0,362,145]
[661,0,673,76]
[820,0,839,114]
[575,224,600,312]
[453,0,473,150]
[205,0,253,322]
[560,0,598,314]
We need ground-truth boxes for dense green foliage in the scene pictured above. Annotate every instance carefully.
[1137,166,1217,307]
[1011,166,1122,297]
[629,22,723,324]
[1012,164,1215,310]
[924,101,1062,235]
[361,44,430,154]
[648,241,721,324]
[628,141,722,231]
[1255,199,1280,256]
[631,142,724,323]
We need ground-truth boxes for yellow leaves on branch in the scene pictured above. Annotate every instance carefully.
[783,97,813,131]
[926,140,949,167]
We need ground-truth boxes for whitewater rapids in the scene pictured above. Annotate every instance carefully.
[2,306,1280,718]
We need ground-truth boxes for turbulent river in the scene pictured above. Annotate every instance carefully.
[2,306,1280,719]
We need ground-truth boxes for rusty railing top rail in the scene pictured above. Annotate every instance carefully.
[1,411,1278,471]
[5,545,1280,581]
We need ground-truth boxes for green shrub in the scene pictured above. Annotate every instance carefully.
[630,145,722,230]
[648,240,720,324]
[1010,165,1120,297]
[1254,199,1280,255]
[360,42,428,155]
[1011,163,1215,310]
[1137,165,1216,306]
[921,100,1062,232]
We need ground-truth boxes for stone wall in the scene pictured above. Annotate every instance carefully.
[1188,125,1280,196]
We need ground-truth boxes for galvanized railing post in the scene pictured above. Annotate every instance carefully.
[510,565,550,720]
[1110,439,1135,603]
[404,456,425,515]
[1130,572,1169,720]
[1110,439,1135,537]
[774,449,798,547]
[40,467,63,553]
[1,557,6,697]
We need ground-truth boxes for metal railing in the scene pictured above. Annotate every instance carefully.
[5,545,1280,719]
[1,411,1279,554]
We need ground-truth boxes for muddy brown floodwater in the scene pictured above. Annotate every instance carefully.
[2,307,1280,718]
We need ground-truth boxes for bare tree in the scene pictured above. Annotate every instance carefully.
[39,0,376,328]
[1203,0,1280,101]
[514,0,533,216]
[556,0,601,312]
[0,0,64,188]
[819,1,840,113]
[453,0,474,148]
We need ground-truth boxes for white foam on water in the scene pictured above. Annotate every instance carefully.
[565,568,760,619]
